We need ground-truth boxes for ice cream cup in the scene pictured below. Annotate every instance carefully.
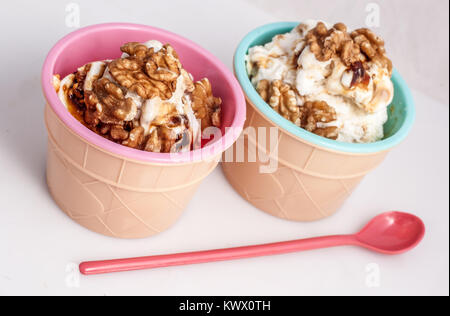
[223,22,415,222]
[42,23,246,239]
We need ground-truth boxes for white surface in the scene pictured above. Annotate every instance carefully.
[0,0,448,296]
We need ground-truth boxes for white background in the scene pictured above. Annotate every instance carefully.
[0,0,448,296]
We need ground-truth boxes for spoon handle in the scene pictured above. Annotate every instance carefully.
[80,235,358,275]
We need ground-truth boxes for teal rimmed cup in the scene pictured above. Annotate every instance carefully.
[222,22,415,222]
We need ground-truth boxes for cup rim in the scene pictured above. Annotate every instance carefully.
[42,23,246,164]
[234,22,416,154]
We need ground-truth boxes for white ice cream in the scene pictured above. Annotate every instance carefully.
[55,73,74,109]
[247,20,394,143]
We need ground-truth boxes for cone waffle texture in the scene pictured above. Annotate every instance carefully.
[222,98,389,222]
[45,104,218,238]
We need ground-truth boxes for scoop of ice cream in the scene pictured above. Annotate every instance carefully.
[247,20,394,143]
[53,40,221,153]
[247,31,300,87]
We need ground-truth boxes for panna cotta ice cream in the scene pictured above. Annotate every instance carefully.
[246,20,394,143]
[53,41,222,153]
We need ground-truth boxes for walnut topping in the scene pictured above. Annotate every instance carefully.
[122,126,145,149]
[145,129,162,153]
[68,67,88,111]
[257,80,301,126]
[120,42,150,60]
[248,22,394,143]
[340,39,365,67]
[109,58,170,100]
[109,43,189,100]
[140,106,192,153]
[333,23,347,33]
[56,41,222,153]
[85,77,137,124]
[145,44,181,83]
[351,28,392,74]
[191,78,222,130]
[256,79,270,102]
[144,126,185,153]
[255,80,338,140]
[306,22,363,64]
[305,22,392,75]
[110,124,129,141]
[300,101,338,139]
[313,126,339,139]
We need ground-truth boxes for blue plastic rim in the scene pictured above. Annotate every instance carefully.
[234,22,416,154]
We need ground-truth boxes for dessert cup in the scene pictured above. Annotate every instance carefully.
[42,23,246,239]
[223,22,415,222]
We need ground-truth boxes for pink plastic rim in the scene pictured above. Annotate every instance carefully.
[42,23,246,164]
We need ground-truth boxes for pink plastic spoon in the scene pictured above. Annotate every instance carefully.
[79,211,425,275]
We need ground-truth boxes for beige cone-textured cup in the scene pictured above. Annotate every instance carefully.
[224,22,415,222]
[222,100,388,222]
[45,104,219,238]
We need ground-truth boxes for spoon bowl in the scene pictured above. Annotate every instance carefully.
[356,212,425,254]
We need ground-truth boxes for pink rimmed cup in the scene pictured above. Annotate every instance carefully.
[42,23,246,239]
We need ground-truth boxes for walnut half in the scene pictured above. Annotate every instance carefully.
[257,80,301,126]
[300,101,338,139]
[84,77,138,125]
[255,80,339,140]
[109,43,190,100]
[304,22,392,75]
[191,78,222,130]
